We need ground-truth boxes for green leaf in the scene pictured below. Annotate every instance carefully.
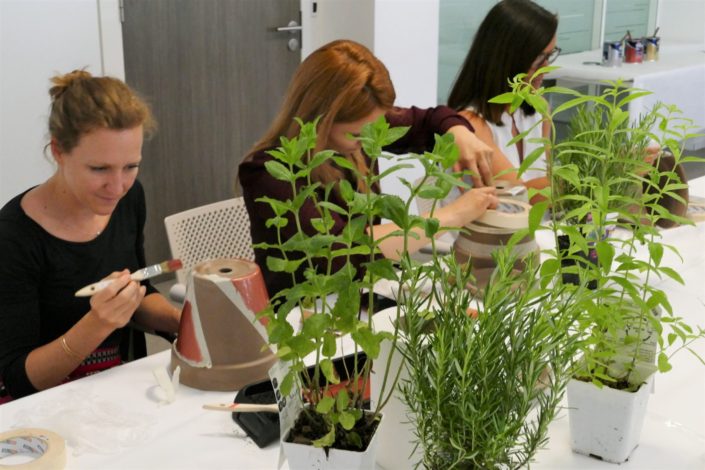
[339,179,355,203]
[287,335,317,357]
[336,388,350,412]
[265,216,288,229]
[312,424,335,448]
[322,332,337,357]
[424,217,440,238]
[320,358,340,384]
[346,431,362,449]
[595,241,615,273]
[539,258,559,288]
[255,196,290,216]
[528,201,548,233]
[339,411,356,431]
[318,201,347,215]
[417,184,447,201]
[316,396,335,414]
[263,160,294,182]
[311,216,334,234]
[302,313,330,338]
[351,327,382,359]
[276,346,293,359]
[667,332,677,346]
[488,92,517,104]
[658,266,685,285]
[363,259,399,282]
[330,245,372,258]
[308,149,335,169]
[517,146,546,178]
[268,322,294,344]
[341,215,367,244]
[279,370,295,396]
[378,195,407,227]
[266,256,305,273]
[648,242,664,267]
[331,155,356,171]
[332,281,360,332]
[657,352,672,372]
[552,96,595,116]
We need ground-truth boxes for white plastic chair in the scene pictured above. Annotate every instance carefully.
[164,197,254,301]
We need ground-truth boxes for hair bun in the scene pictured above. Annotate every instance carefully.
[49,69,93,100]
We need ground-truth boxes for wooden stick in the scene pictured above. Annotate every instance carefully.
[202,402,279,413]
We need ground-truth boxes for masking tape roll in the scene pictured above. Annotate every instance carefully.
[475,198,531,230]
[0,428,66,470]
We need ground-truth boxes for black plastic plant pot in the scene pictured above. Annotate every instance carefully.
[232,352,369,448]
[232,379,280,448]
[557,235,597,290]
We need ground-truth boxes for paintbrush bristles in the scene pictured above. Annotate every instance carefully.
[162,259,183,273]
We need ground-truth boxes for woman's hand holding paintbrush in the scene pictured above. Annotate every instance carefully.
[86,269,148,330]
[75,259,183,330]
[75,259,183,297]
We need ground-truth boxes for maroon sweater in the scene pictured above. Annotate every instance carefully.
[239,106,472,298]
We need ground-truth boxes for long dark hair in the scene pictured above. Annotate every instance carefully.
[447,0,557,125]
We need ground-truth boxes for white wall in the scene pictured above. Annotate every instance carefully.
[0,0,123,206]
[300,0,375,58]
[657,0,705,45]
[301,0,438,108]
[374,0,439,108]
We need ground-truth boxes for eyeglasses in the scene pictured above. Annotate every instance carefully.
[532,47,562,68]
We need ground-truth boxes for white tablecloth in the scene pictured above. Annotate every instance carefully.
[2,179,705,469]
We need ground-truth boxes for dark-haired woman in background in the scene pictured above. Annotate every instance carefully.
[447,0,559,195]
[0,71,180,403]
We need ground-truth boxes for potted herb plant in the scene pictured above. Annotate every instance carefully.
[255,116,453,469]
[388,247,582,469]
[493,71,705,463]
[367,136,584,468]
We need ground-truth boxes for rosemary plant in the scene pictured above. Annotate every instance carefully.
[396,245,581,469]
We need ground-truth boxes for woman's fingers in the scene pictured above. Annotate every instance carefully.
[89,272,144,329]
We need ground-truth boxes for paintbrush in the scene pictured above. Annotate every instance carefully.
[74,259,183,297]
[203,402,280,413]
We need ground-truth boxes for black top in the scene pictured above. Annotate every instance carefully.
[0,180,156,399]
[239,106,472,297]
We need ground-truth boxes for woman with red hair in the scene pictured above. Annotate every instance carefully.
[240,40,499,296]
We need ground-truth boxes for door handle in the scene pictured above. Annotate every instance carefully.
[275,20,302,33]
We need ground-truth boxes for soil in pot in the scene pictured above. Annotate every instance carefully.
[286,410,380,452]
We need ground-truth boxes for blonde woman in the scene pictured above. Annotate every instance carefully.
[0,71,180,402]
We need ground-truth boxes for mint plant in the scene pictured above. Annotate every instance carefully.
[492,69,705,390]
[255,116,470,449]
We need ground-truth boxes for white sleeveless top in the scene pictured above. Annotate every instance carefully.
[470,108,547,182]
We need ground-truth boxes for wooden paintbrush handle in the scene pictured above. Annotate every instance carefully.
[202,403,279,413]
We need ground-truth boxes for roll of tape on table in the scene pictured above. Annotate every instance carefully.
[0,428,66,470]
[476,198,531,230]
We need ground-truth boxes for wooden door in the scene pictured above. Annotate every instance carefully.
[122,0,300,264]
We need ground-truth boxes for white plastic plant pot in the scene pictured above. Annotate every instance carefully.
[281,417,381,470]
[567,376,653,464]
[371,307,422,470]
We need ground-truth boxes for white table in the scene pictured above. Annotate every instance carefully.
[548,43,705,131]
[3,180,705,469]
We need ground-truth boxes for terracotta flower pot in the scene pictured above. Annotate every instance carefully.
[170,258,277,391]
